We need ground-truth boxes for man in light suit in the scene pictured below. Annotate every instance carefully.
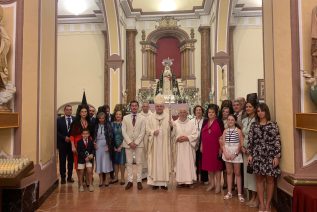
[57,104,75,184]
[122,100,146,190]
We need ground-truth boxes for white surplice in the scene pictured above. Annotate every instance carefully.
[146,112,171,186]
[173,118,198,184]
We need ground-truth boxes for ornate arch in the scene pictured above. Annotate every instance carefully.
[140,17,196,88]
[146,27,190,43]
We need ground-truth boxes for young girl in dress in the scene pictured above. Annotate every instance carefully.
[221,114,244,202]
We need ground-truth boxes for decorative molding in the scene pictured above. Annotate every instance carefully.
[57,23,106,33]
[232,2,262,17]
[147,25,190,43]
[230,16,262,27]
[284,175,317,186]
[107,54,124,71]
[120,0,214,21]
[58,8,104,24]
[212,51,230,67]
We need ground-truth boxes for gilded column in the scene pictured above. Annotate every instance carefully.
[150,51,154,80]
[141,48,147,79]
[185,49,189,79]
[153,51,156,80]
[199,26,211,104]
[181,51,185,80]
[126,29,138,103]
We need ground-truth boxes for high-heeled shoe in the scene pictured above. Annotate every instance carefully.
[238,194,245,203]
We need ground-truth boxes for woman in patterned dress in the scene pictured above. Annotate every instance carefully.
[247,103,281,212]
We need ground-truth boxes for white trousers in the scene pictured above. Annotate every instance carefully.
[125,147,144,182]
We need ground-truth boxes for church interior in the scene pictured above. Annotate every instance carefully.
[0,0,317,211]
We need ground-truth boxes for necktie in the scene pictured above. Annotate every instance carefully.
[84,139,88,147]
[67,117,71,131]
[132,114,136,127]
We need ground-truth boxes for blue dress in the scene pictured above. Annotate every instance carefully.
[112,122,126,165]
[95,125,113,173]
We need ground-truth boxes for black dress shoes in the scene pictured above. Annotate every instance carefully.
[61,178,66,184]
[67,178,75,183]
[152,186,159,190]
[137,182,143,190]
[125,182,133,190]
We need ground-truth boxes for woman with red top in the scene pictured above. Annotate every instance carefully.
[70,104,92,174]
[200,104,224,194]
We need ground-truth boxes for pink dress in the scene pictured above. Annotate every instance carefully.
[201,119,223,172]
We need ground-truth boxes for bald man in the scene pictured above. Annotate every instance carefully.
[173,107,198,187]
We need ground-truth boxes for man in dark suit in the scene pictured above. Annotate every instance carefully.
[89,105,96,126]
[97,104,113,123]
[57,104,75,184]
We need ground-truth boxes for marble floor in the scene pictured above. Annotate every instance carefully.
[37,173,277,212]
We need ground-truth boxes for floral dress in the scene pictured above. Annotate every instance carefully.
[247,121,281,178]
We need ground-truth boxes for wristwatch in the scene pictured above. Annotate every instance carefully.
[234,152,238,156]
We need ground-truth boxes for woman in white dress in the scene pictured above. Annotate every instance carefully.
[241,101,258,207]
[221,114,244,202]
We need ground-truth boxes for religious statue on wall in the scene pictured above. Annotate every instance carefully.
[155,57,180,103]
[0,5,16,112]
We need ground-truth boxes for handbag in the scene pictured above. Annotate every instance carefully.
[247,163,253,174]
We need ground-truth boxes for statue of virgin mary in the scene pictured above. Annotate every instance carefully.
[155,58,180,103]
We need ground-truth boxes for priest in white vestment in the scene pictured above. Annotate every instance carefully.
[139,101,153,180]
[146,94,172,190]
[173,108,198,186]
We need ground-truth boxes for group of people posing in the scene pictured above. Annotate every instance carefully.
[57,93,281,212]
